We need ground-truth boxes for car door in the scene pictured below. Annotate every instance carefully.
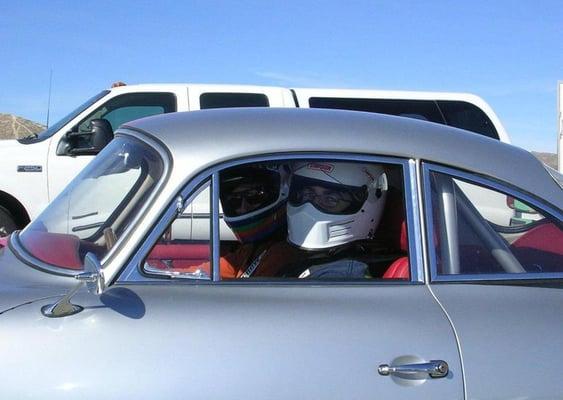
[423,164,563,399]
[4,155,464,399]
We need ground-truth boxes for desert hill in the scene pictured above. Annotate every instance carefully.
[0,113,45,139]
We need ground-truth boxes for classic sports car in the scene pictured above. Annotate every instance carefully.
[0,108,561,399]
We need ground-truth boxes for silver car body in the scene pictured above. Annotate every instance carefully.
[0,108,561,399]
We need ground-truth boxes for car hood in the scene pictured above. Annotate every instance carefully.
[0,243,77,314]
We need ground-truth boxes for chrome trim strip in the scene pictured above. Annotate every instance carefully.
[118,152,421,285]
[422,162,563,283]
[211,172,221,282]
[406,159,424,283]
[414,159,430,283]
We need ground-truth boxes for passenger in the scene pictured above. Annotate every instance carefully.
[217,163,300,278]
[284,161,388,278]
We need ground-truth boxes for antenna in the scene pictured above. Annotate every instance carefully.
[46,69,53,128]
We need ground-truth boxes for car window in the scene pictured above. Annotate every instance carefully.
[427,170,563,277]
[142,158,412,282]
[199,93,270,109]
[436,100,499,139]
[308,97,445,124]
[144,182,212,280]
[77,92,177,132]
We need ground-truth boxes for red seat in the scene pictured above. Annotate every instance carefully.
[382,221,410,279]
[147,243,210,272]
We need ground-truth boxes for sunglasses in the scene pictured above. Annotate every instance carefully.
[221,185,277,217]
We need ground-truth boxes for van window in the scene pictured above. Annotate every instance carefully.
[200,93,270,109]
[436,101,499,139]
[308,98,444,124]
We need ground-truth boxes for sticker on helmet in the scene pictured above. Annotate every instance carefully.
[307,162,334,173]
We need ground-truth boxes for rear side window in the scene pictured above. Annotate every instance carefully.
[436,101,499,139]
[309,98,445,124]
[200,93,270,109]
[427,169,563,277]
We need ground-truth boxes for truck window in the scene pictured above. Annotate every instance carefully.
[77,93,177,132]
[436,101,499,140]
[308,98,445,124]
[199,93,270,109]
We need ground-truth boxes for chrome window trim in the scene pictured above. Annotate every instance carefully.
[211,172,221,282]
[9,133,171,278]
[422,163,563,283]
[407,159,425,283]
[118,152,424,285]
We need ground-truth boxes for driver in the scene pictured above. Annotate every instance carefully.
[217,163,300,278]
[285,161,388,278]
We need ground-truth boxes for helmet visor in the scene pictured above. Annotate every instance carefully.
[288,175,368,215]
[220,168,281,217]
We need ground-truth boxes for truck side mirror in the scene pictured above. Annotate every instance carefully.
[90,119,114,152]
[57,119,114,156]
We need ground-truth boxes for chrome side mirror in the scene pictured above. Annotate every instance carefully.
[78,252,106,295]
[41,252,106,318]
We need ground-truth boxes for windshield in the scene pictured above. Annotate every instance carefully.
[19,90,110,143]
[18,136,164,270]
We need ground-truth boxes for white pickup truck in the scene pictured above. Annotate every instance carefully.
[0,83,510,236]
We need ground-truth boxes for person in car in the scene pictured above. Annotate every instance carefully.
[284,161,388,278]
[217,163,301,278]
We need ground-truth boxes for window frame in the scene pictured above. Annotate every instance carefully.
[118,153,425,285]
[422,163,563,283]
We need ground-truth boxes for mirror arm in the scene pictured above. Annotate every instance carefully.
[40,252,106,318]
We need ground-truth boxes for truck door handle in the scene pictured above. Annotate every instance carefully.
[378,360,449,378]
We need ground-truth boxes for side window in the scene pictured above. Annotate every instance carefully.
[143,182,212,280]
[199,93,270,109]
[428,170,563,277]
[142,158,413,281]
[77,92,177,132]
[308,98,445,124]
[436,100,499,139]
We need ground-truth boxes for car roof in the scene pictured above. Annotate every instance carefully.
[121,108,561,210]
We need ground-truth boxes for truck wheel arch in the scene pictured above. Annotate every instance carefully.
[0,191,31,229]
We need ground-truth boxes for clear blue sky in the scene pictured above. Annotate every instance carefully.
[1,1,561,152]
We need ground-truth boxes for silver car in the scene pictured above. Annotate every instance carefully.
[0,108,561,399]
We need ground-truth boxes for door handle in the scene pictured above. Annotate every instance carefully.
[378,360,449,378]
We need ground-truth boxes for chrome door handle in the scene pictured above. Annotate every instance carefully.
[378,360,449,378]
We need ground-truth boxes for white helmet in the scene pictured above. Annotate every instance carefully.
[287,161,387,249]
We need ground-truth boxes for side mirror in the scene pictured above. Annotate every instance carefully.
[79,252,106,295]
[41,252,106,318]
[57,118,114,156]
[89,119,114,153]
